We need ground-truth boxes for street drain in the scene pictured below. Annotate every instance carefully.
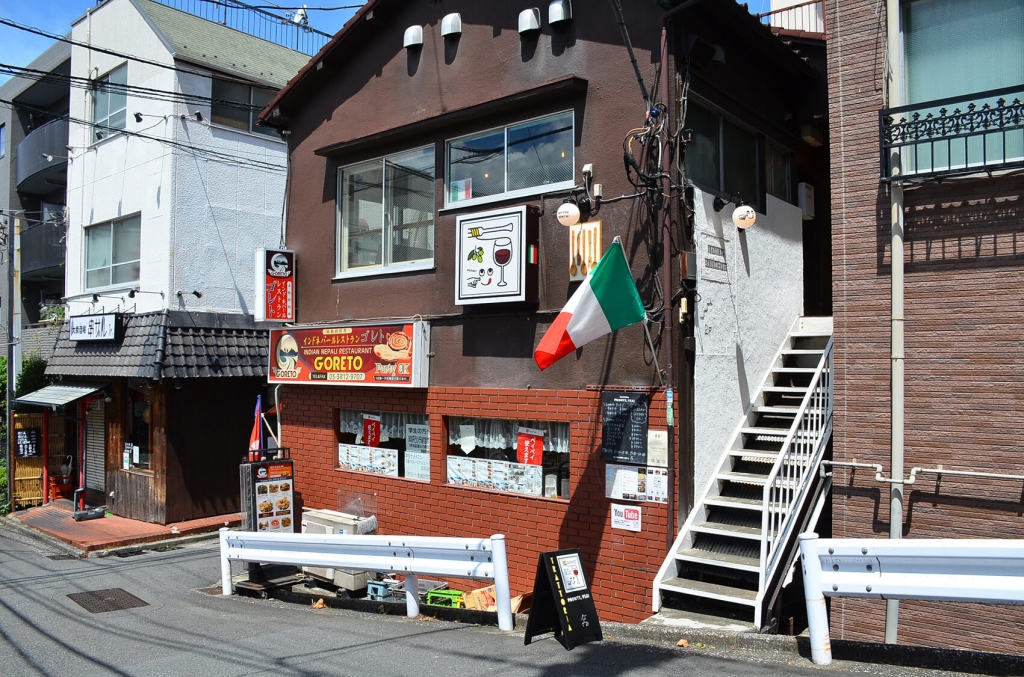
[151,545,182,552]
[46,554,80,561]
[67,588,150,613]
[114,549,144,558]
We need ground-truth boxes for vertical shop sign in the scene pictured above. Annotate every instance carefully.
[362,414,381,448]
[255,249,295,322]
[516,427,545,465]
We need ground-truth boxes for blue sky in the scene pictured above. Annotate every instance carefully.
[0,0,363,86]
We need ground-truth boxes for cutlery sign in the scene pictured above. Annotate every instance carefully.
[568,221,603,282]
[456,206,538,305]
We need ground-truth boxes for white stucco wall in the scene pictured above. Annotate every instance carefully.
[65,0,287,318]
[692,191,804,498]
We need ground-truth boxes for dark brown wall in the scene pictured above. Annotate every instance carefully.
[282,1,667,390]
[106,381,163,523]
[828,0,1024,653]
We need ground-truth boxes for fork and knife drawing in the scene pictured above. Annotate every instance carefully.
[569,222,601,280]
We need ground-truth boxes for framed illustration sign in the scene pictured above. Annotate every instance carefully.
[455,205,538,305]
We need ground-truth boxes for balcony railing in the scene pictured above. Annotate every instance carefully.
[20,219,66,278]
[152,0,332,56]
[880,85,1024,180]
[16,119,70,195]
[757,0,825,34]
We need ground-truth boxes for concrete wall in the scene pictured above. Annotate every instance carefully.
[65,0,287,319]
[692,191,804,499]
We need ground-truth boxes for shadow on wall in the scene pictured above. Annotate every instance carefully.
[876,179,1024,273]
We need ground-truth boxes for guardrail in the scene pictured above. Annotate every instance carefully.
[219,528,513,630]
[798,533,1024,665]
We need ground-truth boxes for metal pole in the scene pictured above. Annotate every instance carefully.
[5,214,13,511]
[660,26,676,554]
[404,572,420,618]
[885,0,905,644]
[220,528,233,595]
[491,534,514,631]
[42,407,50,504]
[799,533,832,665]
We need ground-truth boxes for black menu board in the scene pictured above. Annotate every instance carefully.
[600,392,648,465]
[16,428,41,457]
[524,549,602,650]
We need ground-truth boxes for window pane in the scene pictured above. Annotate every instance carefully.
[340,161,383,270]
[722,118,758,208]
[250,87,277,136]
[107,109,126,132]
[767,143,789,201]
[685,103,720,190]
[112,216,141,265]
[86,268,110,289]
[112,261,140,284]
[507,112,573,191]
[108,66,127,130]
[387,147,434,264]
[211,78,250,130]
[85,225,112,271]
[93,86,110,126]
[448,129,504,202]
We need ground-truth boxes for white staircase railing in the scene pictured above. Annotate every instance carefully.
[758,336,834,600]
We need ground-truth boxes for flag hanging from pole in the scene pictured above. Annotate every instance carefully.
[534,237,646,370]
[249,395,263,458]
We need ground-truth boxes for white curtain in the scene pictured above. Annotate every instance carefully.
[447,416,569,454]
[339,410,428,439]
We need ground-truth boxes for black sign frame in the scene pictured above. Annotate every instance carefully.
[16,428,41,458]
[600,392,649,465]
[524,548,602,650]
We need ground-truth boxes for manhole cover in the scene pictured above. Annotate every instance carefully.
[67,588,149,613]
[47,554,80,561]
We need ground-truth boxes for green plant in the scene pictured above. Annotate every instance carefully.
[39,304,65,328]
[0,460,9,516]
[13,353,56,413]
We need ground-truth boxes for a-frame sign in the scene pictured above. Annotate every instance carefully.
[523,548,602,650]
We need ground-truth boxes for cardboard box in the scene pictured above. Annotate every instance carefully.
[511,592,532,614]
[464,585,497,611]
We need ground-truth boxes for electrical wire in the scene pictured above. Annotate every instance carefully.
[196,0,361,10]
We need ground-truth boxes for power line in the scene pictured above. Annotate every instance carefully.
[0,17,277,87]
[196,0,361,10]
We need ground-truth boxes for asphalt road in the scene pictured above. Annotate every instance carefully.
[0,521,982,677]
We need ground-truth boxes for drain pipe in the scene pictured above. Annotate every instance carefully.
[885,0,905,645]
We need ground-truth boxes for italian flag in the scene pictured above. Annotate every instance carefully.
[534,237,646,370]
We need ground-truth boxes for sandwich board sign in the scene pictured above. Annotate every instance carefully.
[523,548,602,650]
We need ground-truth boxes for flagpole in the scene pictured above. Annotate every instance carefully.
[612,236,665,387]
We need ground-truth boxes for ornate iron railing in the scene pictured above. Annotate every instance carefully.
[880,85,1024,180]
[152,0,332,56]
[756,0,824,34]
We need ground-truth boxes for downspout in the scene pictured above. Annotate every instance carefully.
[660,26,675,554]
[885,0,905,645]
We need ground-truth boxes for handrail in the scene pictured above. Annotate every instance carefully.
[822,460,1024,484]
[756,0,825,34]
[759,336,833,591]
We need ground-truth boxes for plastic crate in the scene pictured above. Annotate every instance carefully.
[425,589,465,608]
[367,579,401,602]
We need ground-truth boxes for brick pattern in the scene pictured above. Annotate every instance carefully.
[828,1,1024,652]
[281,385,675,624]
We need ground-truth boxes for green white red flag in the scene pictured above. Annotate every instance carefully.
[534,237,646,370]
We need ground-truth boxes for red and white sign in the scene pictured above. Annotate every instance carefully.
[516,427,545,466]
[362,414,381,448]
[255,248,295,322]
[611,503,642,532]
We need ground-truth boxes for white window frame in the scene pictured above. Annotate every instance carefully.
[443,110,576,210]
[92,64,127,141]
[335,145,436,280]
[84,213,141,291]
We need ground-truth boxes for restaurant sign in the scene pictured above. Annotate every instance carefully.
[70,313,122,341]
[268,321,429,388]
[254,248,295,322]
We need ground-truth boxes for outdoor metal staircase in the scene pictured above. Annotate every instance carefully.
[653,317,834,630]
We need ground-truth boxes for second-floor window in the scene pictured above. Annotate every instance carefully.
[446,111,574,208]
[337,146,435,277]
[211,78,277,137]
[93,64,127,140]
[85,214,141,289]
[686,102,761,212]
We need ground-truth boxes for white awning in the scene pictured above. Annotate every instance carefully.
[15,383,106,408]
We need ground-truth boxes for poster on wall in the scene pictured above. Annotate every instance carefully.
[338,444,399,477]
[600,392,649,465]
[605,463,668,503]
[405,451,430,481]
[647,430,668,467]
[611,503,642,532]
[269,322,429,388]
[455,205,538,305]
[405,424,430,452]
[254,249,295,322]
[446,456,542,496]
[516,427,545,466]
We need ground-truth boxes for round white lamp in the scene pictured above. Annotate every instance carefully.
[732,204,756,229]
[557,201,581,227]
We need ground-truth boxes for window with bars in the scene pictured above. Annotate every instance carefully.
[336,146,435,277]
[446,111,574,208]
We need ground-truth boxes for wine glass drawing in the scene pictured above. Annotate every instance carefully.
[493,237,512,287]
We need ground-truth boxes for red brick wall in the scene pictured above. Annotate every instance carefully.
[281,385,674,624]
[828,0,1024,653]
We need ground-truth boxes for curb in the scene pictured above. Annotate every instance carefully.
[89,530,222,558]
[1,515,85,557]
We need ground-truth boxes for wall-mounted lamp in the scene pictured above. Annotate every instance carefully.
[41,153,71,163]
[128,288,165,299]
[134,112,143,123]
[713,192,757,229]
[195,111,204,122]
[176,290,203,299]
[441,13,462,37]
[403,25,423,48]
[518,8,541,33]
[556,199,581,227]
[549,0,572,23]
[95,130,103,140]
[91,293,99,302]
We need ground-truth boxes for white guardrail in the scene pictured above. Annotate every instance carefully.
[219,528,514,631]
[799,533,1024,665]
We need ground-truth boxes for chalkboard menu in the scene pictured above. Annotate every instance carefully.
[600,392,649,465]
[524,549,602,650]
[16,428,41,457]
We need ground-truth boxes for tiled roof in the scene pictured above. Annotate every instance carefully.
[46,311,268,380]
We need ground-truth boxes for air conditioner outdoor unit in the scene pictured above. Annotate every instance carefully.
[301,508,377,591]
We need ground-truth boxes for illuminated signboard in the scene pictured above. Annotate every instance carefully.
[268,321,429,388]
[69,313,122,341]
[254,248,295,322]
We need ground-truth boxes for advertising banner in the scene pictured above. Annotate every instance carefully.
[254,249,295,322]
[268,322,429,388]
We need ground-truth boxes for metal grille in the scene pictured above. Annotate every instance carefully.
[85,401,105,492]
[67,588,149,614]
[46,554,80,561]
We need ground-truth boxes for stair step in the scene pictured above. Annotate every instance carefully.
[773,367,818,373]
[659,577,758,605]
[762,386,808,394]
[675,548,760,572]
[704,496,763,510]
[740,427,790,436]
[781,349,824,355]
[727,450,778,460]
[788,331,832,338]
[752,406,825,414]
[692,521,762,539]
[718,471,770,484]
